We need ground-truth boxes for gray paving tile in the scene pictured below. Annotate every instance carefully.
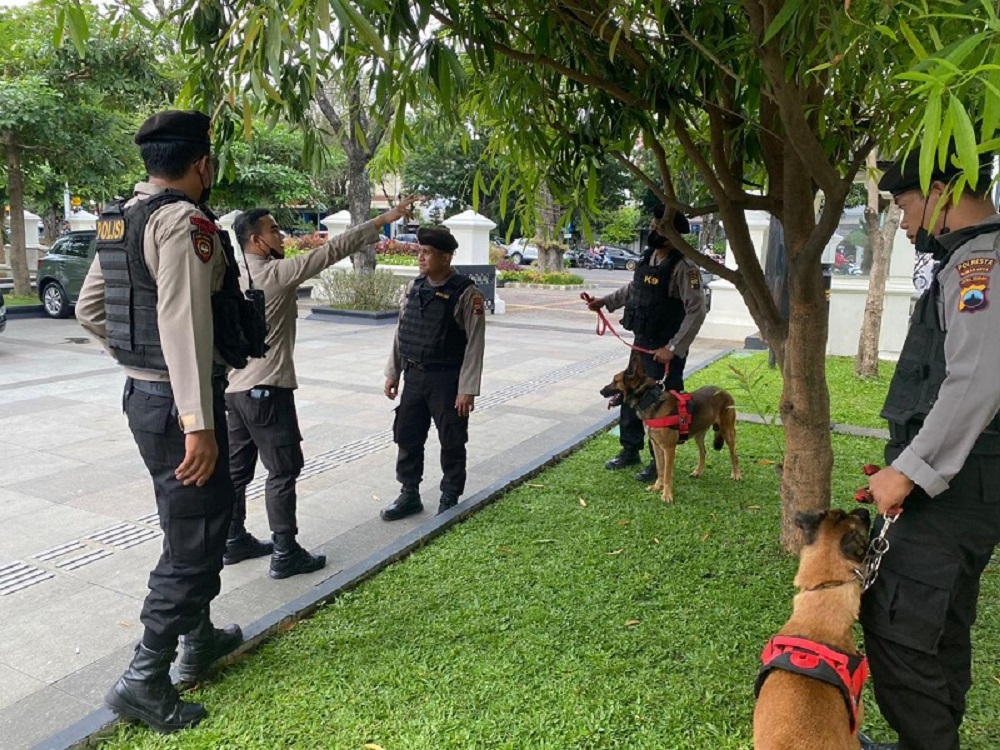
[0,686,93,750]
[0,504,110,561]
[0,663,46,712]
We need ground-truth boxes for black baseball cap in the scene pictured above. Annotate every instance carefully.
[878,149,993,196]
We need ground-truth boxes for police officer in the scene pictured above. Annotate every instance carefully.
[224,198,416,577]
[380,227,487,520]
[587,207,707,481]
[857,151,1000,750]
[76,111,262,733]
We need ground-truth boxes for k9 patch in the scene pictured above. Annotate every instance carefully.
[688,270,701,289]
[956,257,994,313]
[473,295,485,316]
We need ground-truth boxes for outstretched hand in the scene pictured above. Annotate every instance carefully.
[377,195,419,227]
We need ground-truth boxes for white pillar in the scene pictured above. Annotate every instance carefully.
[444,209,505,314]
[322,211,354,269]
[699,209,770,340]
[67,210,98,233]
[21,210,41,270]
[217,210,243,258]
[879,226,919,359]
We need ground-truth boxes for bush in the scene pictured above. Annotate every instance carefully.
[489,244,507,265]
[377,254,418,266]
[497,269,584,285]
[282,234,327,259]
[314,268,406,310]
[375,237,419,257]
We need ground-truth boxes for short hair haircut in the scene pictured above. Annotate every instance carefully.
[139,140,211,181]
[234,208,272,250]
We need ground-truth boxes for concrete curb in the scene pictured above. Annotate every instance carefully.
[5,304,47,319]
[501,282,597,290]
[33,349,732,750]
[734,411,889,440]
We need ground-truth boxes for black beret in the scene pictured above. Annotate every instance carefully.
[652,203,691,234]
[134,110,211,146]
[878,150,993,196]
[417,226,458,254]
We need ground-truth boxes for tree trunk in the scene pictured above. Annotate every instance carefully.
[778,252,834,550]
[535,184,563,272]
[4,131,31,297]
[345,144,375,272]
[43,205,60,246]
[855,158,902,378]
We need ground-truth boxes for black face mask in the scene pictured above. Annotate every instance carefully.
[914,226,949,260]
[197,163,212,205]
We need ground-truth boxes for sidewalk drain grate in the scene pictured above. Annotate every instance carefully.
[0,561,55,596]
[57,549,114,570]
[88,523,160,549]
[35,541,86,562]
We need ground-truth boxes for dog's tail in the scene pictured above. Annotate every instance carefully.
[713,390,736,451]
[712,423,724,451]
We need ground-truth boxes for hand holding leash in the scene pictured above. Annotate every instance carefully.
[854,464,900,592]
[580,292,657,355]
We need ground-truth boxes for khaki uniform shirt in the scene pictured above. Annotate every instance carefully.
[600,251,707,357]
[892,215,1000,496]
[76,182,227,432]
[227,222,382,393]
[385,274,487,396]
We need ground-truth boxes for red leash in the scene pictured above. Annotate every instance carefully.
[580,292,657,355]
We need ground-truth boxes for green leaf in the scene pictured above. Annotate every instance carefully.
[609,25,623,62]
[920,93,942,192]
[762,0,802,45]
[317,0,330,29]
[985,66,1000,143]
[898,19,927,60]
[65,2,89,58]
[873,24,898,41]
[949,97,979,190]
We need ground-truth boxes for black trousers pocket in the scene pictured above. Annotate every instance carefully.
[861,541,960,654]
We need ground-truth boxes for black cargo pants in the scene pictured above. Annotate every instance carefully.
[225,387,304,535]
[860,448,1000,750]
[619,338,686,455]
[124,375,234,640]
[394,364,468,495]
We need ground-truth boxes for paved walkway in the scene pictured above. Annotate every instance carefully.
[0,280,737,749]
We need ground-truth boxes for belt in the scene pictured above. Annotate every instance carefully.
[404,360,460,372]
[129,366,228,397]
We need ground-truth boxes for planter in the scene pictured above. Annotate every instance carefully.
[307,306,400,325]
[5,304,47,319]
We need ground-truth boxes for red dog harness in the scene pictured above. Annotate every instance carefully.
[643,390,693,443]
[754,636,869,735]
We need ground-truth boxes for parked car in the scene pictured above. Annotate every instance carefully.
[0,287,7,334]
[395,232,419,244]
[505,238,539,265]
[602,246,643,271]
[36,230,96,318]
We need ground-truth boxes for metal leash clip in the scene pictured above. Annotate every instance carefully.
[854,463,900,592]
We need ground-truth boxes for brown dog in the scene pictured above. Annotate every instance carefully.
[599,357,740,502]
[753,508,871,750]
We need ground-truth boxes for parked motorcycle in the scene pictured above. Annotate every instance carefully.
[582,252,613,270]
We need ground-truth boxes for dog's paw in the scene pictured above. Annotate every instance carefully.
[730,470,743,480]
[646,482,661,493]
[661,493,674,504]
[690,469,703,479]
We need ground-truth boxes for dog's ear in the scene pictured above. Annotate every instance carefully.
[632,355,647,378]
[794,510,825,546]
[850,507,871,529]
[840,526,869,563]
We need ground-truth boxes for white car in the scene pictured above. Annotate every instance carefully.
[505,238,539,265]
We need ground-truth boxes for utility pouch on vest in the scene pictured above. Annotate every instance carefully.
[242,287,269,359]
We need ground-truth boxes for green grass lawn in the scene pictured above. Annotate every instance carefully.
[99,425,1000,749]
[1,293,39,306]
[686,351,897,430]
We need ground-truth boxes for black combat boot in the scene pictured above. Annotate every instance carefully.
[437,492,460,515]
[269,533,327,579]
[176,611,243,683]
[635,455,657,483]
[105,644,206,733]
[223,529,274,566]
[858,732,899,750]
[380,486,423,521]
[604,447,640,470]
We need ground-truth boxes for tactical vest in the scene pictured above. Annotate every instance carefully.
[621,249,686,347]
[881,227,1000,451]
[97,192,265,372]
[398,274,474,367]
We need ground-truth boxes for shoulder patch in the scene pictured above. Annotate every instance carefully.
[957,257,994,313]
[190,217,216,264]
[189,216,217,235]
[472,295,485,316]
[688,269,701,289]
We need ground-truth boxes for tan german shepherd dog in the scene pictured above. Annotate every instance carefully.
[599,355,740,502]
[753,508,872,750]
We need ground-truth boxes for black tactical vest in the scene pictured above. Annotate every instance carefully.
[882,228,1000,451]
[621,249,686,347]
[398,274,474,367]
[97,192,265,372]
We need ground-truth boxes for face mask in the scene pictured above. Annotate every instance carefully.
[197,160,213,204]
[914,198,950,260]
[257,238,283,260]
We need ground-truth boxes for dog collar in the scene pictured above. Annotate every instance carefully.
[643,390,693,443]
[754,635,869,735]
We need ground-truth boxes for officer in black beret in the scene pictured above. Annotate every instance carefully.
[77,109,265,733]
[587,204,707,481]
[855,148,1000,750]
[380,226,487,520]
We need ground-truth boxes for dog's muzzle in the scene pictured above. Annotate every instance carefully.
[599,386,623,409]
